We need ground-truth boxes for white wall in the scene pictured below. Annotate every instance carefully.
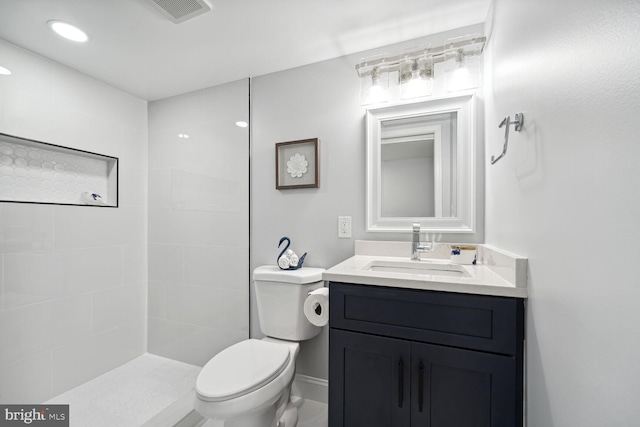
[0,40,148,402]
[251,25,484,380]
[147,79,250,367]
[484,1,640,425]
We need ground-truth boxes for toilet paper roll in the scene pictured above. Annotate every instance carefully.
[304,287,329,327]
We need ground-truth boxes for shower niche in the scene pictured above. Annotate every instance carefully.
[0,132,118,207]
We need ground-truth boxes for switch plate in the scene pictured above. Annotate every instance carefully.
[338,216,352,238]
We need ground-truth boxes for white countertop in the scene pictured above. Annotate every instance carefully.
[322,242,528,299]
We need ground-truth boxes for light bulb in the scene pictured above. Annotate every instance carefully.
[365,84,387,104]
[450,66,470,91]
[402,70,432,99]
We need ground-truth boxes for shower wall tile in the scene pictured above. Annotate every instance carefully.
[0,294,91,366]
[1,86,122,158]
[149,209,248,246]
[148,244,184,283]
[147,90,206,133]
[148,317,245,367]
[0,40,148,403]
[0,41,53,102]
[92,284,146,334]
[147,79,249,366]
[53,206,126,249]
[184,245,248,288]
[0,258,3,310]
[0,351,52,404]
[0,203,53,254]
[147,280,167,319]
[119,206,147,245]
[52,63,146,131]
[67,246,123,292]
[123,244,147,285]
[3,251,67,308]
[119,163,148,208]
[202,81,248,120]
[51,318,145,396]
[165,283,229,329]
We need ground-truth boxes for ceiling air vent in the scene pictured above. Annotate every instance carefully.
[148,0,213,24]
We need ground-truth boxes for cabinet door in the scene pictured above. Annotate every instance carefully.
[411,342,517,427]
[330,329,411,427]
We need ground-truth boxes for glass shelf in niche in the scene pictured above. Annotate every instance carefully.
[0,132,118,207]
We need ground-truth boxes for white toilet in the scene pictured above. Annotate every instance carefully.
[194,265,325,427]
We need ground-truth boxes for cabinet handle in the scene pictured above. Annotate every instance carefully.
[418,360,424,413]
[398,359,404,408]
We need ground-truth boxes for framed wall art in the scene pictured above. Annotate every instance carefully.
[275,138,319,189]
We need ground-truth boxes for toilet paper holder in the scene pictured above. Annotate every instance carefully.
[491,112,524,165]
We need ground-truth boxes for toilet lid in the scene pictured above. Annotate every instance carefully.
[196,339,291,402]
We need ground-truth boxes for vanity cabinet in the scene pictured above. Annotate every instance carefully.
[329,282,525,427]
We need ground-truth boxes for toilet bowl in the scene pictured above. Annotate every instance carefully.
[194,266,325,427]
[194,338,299,427]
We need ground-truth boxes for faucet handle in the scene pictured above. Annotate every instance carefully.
[412,223,421,232]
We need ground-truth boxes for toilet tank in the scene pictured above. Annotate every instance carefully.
[253,265,325,341]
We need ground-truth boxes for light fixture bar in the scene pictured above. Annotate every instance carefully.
[356,36,486,76]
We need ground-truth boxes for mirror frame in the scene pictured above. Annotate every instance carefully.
[366,93,477,233]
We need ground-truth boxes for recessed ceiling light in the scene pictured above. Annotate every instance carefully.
[48,20,89,43]
[235,121,248,128]
[0,66,11,76]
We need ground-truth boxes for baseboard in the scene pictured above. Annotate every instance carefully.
[291,374,328,404]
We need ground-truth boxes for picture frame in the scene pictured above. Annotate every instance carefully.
[275,138,319,189]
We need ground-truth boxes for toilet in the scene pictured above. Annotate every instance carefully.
[194,265,325,427]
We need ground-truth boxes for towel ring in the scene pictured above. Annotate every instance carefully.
[491,112,524,165]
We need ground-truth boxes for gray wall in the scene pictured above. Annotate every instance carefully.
[484,0,640,425]
[251,24,484,379]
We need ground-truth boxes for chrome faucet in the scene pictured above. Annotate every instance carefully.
[411,223,433,261]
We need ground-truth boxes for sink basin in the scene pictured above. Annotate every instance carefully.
[364,260,469,278]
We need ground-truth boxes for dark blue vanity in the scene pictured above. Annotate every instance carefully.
[328,282,525,427]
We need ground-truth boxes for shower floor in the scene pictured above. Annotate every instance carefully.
[45,352,328,427]
[45,353,201,427]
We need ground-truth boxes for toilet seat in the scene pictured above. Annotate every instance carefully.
[196,339,291,402]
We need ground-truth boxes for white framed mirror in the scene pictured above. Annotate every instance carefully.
[366,93,477,233]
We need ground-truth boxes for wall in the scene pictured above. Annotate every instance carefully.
[484,0,640,425]
[0,40,148,402]
[251,25,484,380]
[147,79,249,367]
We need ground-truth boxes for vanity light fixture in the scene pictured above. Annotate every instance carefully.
[0,66,11,75]
[178,133,189,139]
[357,34,485,105]
[48,20,89,43]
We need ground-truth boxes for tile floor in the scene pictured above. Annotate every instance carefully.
[44,353,327,427]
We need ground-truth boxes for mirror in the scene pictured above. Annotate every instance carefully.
[366,94,477,233]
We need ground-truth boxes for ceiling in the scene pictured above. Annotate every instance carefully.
[0,0,490,101]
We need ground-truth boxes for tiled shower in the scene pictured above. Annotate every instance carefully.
[0,38,249,403]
